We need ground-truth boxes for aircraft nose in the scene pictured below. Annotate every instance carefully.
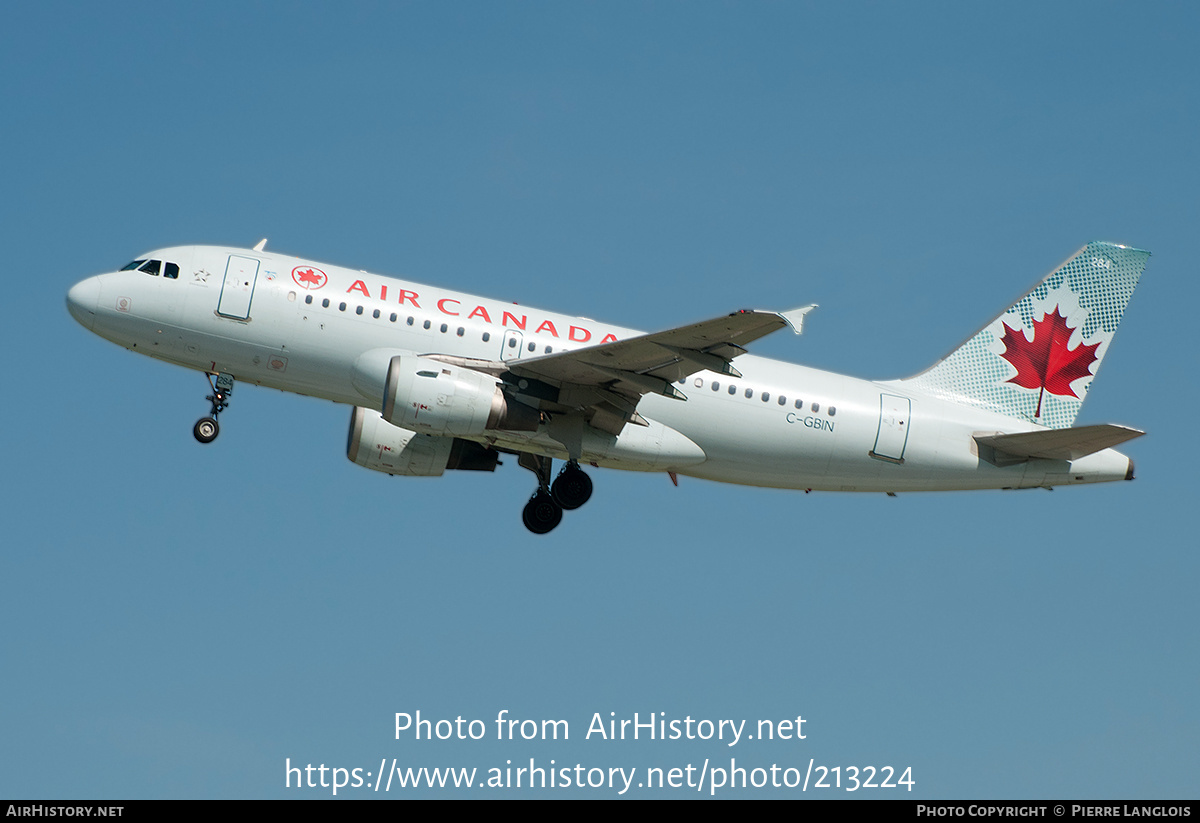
[66,276,101,330]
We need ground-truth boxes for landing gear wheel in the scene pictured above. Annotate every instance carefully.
[522,490,563,534]
[552,463,593,510]
[193,417,219,444]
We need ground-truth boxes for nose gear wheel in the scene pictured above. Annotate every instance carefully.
[193,417,219,443]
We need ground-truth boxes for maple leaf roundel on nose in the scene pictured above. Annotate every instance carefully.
[999,306,1100,407]
[292,266,328,290]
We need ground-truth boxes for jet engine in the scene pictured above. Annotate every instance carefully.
[347,407,500,476]
[381,354,539,437]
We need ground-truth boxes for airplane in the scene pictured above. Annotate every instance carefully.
[66,240,1149,534]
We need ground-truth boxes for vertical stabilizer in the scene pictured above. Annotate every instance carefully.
[898,242,1149,429]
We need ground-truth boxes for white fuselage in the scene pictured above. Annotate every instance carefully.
[66,245,1134,492]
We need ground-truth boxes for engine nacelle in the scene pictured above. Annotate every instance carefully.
[382,355,539,436]
[347,407,500,476]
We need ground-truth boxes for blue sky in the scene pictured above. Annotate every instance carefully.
[2,2,1197,798]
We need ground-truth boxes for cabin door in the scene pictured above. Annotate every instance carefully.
[871,394,911,462]
[217,255,260,320]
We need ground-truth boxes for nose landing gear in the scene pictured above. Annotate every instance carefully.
[193,373,234,444]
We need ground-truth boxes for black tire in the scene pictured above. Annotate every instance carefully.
[552,465,593,510]
[193,417,219,444]
[522,490,563,534]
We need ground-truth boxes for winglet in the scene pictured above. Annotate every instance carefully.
[253,238,268,251]
[777,304,817,334]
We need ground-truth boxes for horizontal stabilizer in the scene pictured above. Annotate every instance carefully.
[974,424,1144,462]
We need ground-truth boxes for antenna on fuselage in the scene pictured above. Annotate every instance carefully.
[253,238,267,251]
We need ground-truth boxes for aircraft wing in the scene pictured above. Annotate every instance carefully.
[501,306,816,434]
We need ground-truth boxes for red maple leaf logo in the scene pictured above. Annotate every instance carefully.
[999,306,1100,418]
[291,266,327,289]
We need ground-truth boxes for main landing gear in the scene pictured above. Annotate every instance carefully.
[519,455,594,534]
[193,373,234,444]
[552,461,593,510]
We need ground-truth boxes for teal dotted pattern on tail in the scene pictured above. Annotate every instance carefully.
[900,242,1149,430]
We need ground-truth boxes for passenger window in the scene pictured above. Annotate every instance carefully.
[373,309,380,319]
[482,332,490,342]
[828,406,836,416]
[458,327,465,337]
[139,260,161,276]
[339,302,347,311]
[712,382,720,391]
[305,295,313,304]
[423,320,431,330]
[728,385,737,395]
[164,262,179,279]
[778,396,786,406]
[406,316,413,325]
[508,338,517,348]
[527,342,535,352]
[322,298,330,308]
[356,306,364,315]
[745,388,753,399]
[694,378,703,388]
[795,399,803,409]
[545,346,552,353]
[811,402,819,413]
[390,313,397,322]
[761,392,769,402]
[440,323,448,333]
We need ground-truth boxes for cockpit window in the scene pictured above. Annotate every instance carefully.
[120,259,147,271]
[138,260,162,276]
[164,262,179,279]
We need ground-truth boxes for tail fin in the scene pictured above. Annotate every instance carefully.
[898,241,1149,429]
